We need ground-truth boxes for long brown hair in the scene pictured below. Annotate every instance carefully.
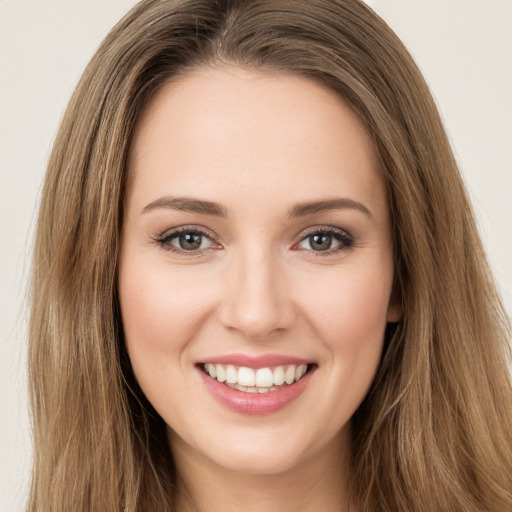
[28,0,512,510]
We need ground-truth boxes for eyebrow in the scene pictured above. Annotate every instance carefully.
[142,196,228,216]
[142,195,373,219]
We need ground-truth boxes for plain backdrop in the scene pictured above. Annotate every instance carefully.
[1,1,511,509]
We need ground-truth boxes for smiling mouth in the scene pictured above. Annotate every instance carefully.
[200,363,315,394]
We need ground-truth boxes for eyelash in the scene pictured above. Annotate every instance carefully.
[153,225,355,258]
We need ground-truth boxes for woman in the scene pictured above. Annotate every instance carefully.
[28,0,512,510]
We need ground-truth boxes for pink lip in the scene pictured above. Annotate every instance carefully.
[197,361,316,416]
[200,353,312,368]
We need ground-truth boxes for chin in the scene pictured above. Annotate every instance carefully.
[176,421,346,477]
[206,442,307,476]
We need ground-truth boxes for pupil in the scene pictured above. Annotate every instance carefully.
[180,233,202,250]
[311,234,331,251]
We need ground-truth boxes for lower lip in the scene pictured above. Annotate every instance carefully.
[198,366,314,415]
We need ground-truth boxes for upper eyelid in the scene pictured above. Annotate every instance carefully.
[158,225,217,241]
[298,225,352,238]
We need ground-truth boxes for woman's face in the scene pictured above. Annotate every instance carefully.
[119,66,400,476]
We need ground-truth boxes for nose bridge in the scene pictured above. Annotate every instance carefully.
[219,240,296,340]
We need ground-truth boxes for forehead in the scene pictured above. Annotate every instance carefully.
[127,66,387,219]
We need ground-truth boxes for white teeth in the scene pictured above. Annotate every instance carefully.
[285,365,295,384]
[203,362,312,392]
[225,365,237,384]
[255,368,274,388]
[226,382,280,393]
[237,366,256,387]
[206,364,216,379]
[216,365,226,383]
[225,382,247,392]
[295,364,307,381]
[273,366,285,386]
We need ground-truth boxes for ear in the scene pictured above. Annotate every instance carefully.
[386,303,402,323]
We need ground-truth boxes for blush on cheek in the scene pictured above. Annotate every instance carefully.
[308,273,390,338]
[120,267,215,354]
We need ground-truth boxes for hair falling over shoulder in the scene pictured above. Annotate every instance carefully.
[27,0,512,510]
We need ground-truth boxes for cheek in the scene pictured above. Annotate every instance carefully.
[118,258,221,420]
[297,262,392,373]
[306,260,390,319]
[118,259,215,366]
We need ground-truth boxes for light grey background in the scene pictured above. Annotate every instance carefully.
[1,1,511,510]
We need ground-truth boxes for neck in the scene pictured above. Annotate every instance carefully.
[169,428,354,512]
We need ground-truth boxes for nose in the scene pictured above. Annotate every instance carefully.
[217,245,297,341]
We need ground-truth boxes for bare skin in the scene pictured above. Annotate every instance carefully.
[172,425,351,512]
[118,65,399,511]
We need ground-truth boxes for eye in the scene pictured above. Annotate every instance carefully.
[296,227,354,255]
[154,226,217,255]
[154,225,354,257]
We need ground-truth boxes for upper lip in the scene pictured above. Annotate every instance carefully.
[199,353,314,368]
